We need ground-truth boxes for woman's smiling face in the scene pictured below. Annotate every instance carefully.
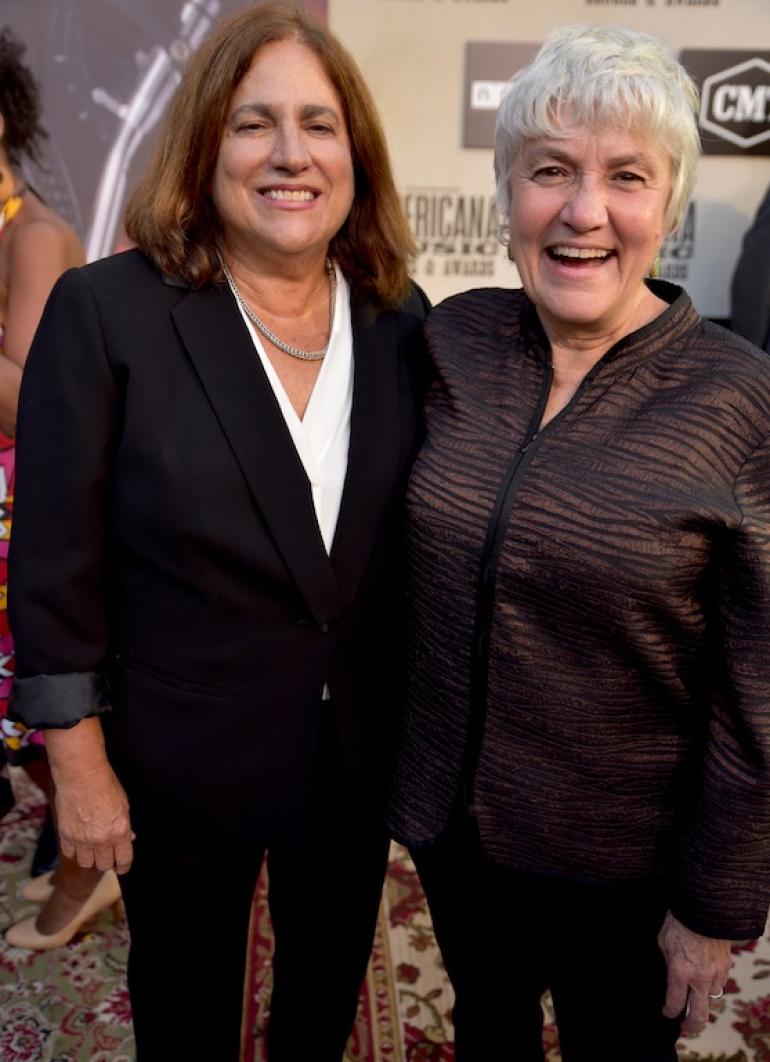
[508,124,673,341]
[211,38,354,269]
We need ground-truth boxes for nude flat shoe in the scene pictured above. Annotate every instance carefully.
[19,871,55,904]
[4,870,123,950]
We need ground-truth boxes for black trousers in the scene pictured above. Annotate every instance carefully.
[120,725,390,1061]
[412,817,682,1062]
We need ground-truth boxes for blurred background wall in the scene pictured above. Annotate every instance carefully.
[6,0,769,318]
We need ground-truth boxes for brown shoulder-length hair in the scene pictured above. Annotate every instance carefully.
[125,3,415,306]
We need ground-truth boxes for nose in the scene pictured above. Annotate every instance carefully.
[271,121,310,173]
[559,176,608,231]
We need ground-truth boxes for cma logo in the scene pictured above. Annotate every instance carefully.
[700,59,770,148]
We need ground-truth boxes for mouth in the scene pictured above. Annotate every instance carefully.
[259,187,318,202]
[546,245,615,267]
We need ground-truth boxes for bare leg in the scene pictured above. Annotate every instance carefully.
[35,858,105,934]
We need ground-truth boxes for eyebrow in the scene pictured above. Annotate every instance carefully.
[525,144,660,172]
[229,102,341,125]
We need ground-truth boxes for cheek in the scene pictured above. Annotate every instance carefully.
[509,189,553,251]
[336,148,354,188]
[333,154,355,211]
[510,222,545,271]
[626,197,668,249]
[214,137,261,186]
[343,170,355,209]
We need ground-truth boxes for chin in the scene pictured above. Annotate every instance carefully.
[545,301,612,329]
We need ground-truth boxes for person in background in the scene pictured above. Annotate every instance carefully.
[0,25,123,950]
[6,5,426,1059]
[390,24,770,1062]
[731,183,770,354]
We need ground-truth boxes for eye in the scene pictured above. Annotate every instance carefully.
[614,171,644,184]
[532,166,569,183]
[236,120,269,134]
[307,122,336,135]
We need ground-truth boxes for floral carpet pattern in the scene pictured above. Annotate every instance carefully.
[0,780,133,1062]
[1,775,769,1060]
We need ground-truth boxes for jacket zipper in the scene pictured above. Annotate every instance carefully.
[459,358,598,812]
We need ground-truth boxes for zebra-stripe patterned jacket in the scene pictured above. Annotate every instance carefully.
[390,281,770,940]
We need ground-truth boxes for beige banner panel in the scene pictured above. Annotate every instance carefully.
[330,0,770,318]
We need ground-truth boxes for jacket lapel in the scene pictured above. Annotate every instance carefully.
[172,283,342,625]
[331,294,401,605]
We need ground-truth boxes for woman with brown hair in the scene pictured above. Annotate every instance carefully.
[0,25,123,948]
[6,5,426,1059]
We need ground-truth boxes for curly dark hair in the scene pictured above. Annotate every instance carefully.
[0,26,47,168]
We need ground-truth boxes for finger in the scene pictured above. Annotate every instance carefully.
[710,965,729,997]
[75,845,96,869]
[662,969,689,1018]
[708,981,725,1003]
[94,846,117,872]
[681,987,709,1034]
[113,838,134,876]
[59,837,76,860]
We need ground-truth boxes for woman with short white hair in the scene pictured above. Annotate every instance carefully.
[390,23,770,1061]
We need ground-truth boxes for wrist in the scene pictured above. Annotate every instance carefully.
[44,716,111,784]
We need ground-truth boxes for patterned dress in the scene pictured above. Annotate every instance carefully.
[0,191,44,770]
[0,328,42,764]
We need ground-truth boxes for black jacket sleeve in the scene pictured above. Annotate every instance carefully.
[674,433,770,938]
[8,266,119,728]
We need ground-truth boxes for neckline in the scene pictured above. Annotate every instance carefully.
[238,263,350,432]
[522,280,698,377]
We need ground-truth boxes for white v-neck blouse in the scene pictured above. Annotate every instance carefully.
[233,264,353,555]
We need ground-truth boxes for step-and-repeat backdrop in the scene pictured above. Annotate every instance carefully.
[6,0,770,318]
[331,0,770,317]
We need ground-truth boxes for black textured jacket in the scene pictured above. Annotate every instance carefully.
[390,281,770,940]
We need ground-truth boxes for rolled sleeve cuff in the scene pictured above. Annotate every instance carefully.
[8,672,112,730]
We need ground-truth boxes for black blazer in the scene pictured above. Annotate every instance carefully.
[9,249,428,841]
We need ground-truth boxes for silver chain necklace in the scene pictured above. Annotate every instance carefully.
[221,258,336,362]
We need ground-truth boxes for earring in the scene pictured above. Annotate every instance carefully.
[499,228,515,263]
[498,219,514,262]
[649,255,661,279]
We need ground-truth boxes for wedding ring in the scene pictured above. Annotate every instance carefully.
[708,990,724,1001]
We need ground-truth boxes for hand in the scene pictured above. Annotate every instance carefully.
[658,911,733,1034]
[54,763,135,875]
[44,717,135,874]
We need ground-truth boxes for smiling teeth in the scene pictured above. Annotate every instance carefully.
[263,189,315,201]
[552,246,611,259]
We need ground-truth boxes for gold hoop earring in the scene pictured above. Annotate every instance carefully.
[649,255,661,279]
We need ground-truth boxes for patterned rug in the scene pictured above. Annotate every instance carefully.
[1,774,769,1061]
[0,783,133,1062]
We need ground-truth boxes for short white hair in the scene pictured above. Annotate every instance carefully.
[494,24,700,233]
